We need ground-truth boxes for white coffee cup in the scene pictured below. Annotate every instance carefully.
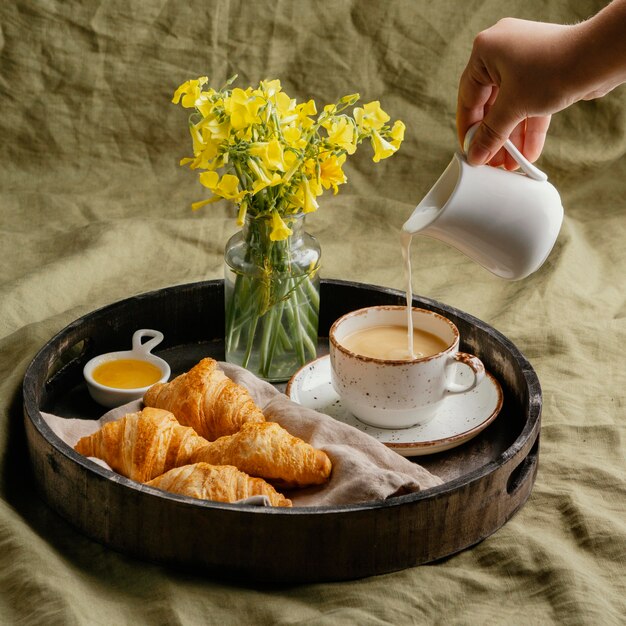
[329,306,485,429]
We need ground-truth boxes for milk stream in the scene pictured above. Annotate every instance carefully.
[401,206,439,360]
[400,229,416,359]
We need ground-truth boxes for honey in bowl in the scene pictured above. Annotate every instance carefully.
[92,358,163,389]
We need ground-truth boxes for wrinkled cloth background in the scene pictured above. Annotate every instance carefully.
[1,0,625,624]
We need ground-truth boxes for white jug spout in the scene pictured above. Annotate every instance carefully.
[402,153,461,235]
[402,205,440,234]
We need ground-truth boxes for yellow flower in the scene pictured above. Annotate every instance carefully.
[204,116,231,141]
[191,198,216,211]
[227,87,264,130]
[199,171,247,202]
[308,175,323,198]
[340,93,360,106]
[319,153,347,193]
[273,91,295,117]
[260,79,282,97]
[280,150,303,183]
[249,162,282,194]
[390,120,406,149]
[292,99,316,129]
[303,157,317,179]
[194,90,219,118]
[324,117,357,154]
[270,211,292,241]
[198,170,220,191]
[172,77,208,108]
[301,177,319,213]
[298,100,317,117]
[282,126,303,147]
[188,122,206,156]
[236,198,249,226]
[173,77,405,222]
[215,173,245,200]
[188,141,220,170]
[249,139,286,172]
[354,101,390,132]
[371,130,397,162]
[247,157,282,193]
[252,174,282,195]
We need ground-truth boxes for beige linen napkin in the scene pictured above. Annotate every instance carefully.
[42,361,442,507]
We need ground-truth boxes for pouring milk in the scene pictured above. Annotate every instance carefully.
[400,123,564,358]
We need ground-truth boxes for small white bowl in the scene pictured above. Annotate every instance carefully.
[83,329,171,408]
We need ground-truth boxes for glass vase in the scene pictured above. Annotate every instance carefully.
[224,212,321,382]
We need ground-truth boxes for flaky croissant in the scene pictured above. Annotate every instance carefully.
[190,421,332,489]
[146,462,292,507]
[143,358,265,441]
[74,407,208,482]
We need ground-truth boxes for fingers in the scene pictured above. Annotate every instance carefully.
[467,105,522,166]
[460,53,526,165]
[483,99,512,168]
[521,115,552,163]
[502,121,526,170]
[456,62,497,149]
[493,116,551,169]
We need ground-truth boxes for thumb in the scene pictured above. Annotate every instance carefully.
[467,102,523,165]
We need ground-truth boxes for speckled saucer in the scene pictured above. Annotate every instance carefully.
[286,355,503,457]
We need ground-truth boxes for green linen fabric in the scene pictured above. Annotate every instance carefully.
[1,0,625,623]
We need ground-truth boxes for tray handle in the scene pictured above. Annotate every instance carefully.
[45,338,92,390]
[506,438,539,496]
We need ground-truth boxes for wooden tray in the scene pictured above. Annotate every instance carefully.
[22,279,541,582]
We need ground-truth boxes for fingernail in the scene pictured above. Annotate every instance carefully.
[468,144,490,166]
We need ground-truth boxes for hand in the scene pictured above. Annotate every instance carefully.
[457,2,626,168]
[457,18,576,169]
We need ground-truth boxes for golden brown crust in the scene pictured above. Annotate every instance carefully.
[74,407,208,482]
[79,360,328,506]
[146,462,292,507]
[191,422,332,489]
[143,358,265,441]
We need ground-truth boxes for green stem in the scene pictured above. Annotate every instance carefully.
[241,314,259,369]
[277,324,292,351]
[260,300,285,377]
[302,273,321,309]
[284,282,308,365]
[225,272,245,352]
[295,278,319,321]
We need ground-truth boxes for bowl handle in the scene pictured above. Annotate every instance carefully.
[132,329,165,355]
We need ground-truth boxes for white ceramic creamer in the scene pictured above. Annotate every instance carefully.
[403,124,564,280]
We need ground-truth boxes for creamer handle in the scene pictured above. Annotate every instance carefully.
[464,123,548,182]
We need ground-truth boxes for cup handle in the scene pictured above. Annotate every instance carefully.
[463,122,548,182]
[132,329,164,355]
[445,352,485,394]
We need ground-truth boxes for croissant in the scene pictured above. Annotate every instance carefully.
[146,462,292,507]
[191,421,332,489]
[74,407,207,482]
[143,358,265,441]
